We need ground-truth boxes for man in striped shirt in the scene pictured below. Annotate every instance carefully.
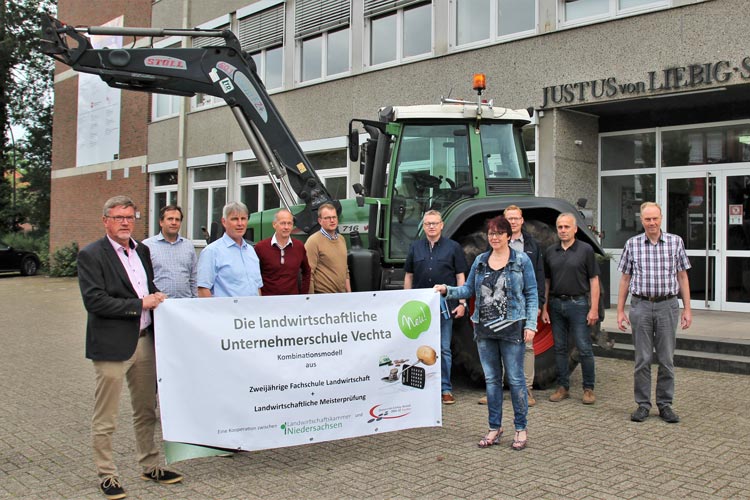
[617,201,692,424]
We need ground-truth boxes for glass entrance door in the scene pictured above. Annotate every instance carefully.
[663,172,717,310]
[662,168,750,311]
[723,172,750,311]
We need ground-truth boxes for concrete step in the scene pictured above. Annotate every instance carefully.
[593,329,750,375]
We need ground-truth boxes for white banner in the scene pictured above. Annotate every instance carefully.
[76,16,122,167]
[154,290,441,452]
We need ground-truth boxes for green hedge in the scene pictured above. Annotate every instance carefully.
[49,242,79,277]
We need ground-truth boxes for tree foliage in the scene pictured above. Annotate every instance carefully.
[0,0,55,232]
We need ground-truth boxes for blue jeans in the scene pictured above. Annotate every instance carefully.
[476,336,527,431]
[440,315,453,394]
[550,297,595,390]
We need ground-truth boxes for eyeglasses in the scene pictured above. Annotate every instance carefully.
[280,247,285,265]
[423,222,442,227]
[106,215,136,223]
[320,216,338,221]
[488,232,505,239]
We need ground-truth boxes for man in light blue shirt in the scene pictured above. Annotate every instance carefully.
[143,205,197,298]
[197,201,262,297]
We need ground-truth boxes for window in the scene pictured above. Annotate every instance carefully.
[366,1,432,67]
[251,47,283,90]
[239,161,284,214]
[480,123,528,180]
[238,149,349,212]
[454,0,535,48]
[296,0,351,82]
[560,0,669,26]
[600,174,656,248]
[662,124,750,167]
[153,93,181,121]
[190,164,227,240]
[151,43,181,120]
[601,132,656,171]
[308,150,349,199]
[239,4,285,90]
[150,171,178,236]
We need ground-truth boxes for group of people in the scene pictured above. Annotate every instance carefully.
[78,196,350,499]
[78,194,691,498]
[432,202,691,452]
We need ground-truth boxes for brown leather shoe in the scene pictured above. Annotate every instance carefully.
[527,389,536,407]
[442,393,456,404]
[478,395,488,405]
[548,386,569,402]
[582,388,596,405]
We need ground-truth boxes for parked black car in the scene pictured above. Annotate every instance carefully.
[0,240,40,276]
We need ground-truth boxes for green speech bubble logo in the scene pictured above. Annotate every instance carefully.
[398,300,431,339]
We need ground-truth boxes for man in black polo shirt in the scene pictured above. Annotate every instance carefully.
[542,212,600,405]
[404,210,468,404]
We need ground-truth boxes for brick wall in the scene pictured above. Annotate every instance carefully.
[50,0,153,252]
[50,170,151,252]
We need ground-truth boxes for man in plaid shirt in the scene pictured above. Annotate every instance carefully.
[616,202,692,424]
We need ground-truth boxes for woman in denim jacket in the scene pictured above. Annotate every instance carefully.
[435,216,537,450]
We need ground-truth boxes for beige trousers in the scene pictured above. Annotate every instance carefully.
[524,341,535,389]
[92,334,159,479]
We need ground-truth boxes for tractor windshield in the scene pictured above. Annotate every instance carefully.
[387,123,474,259]
[480,123,529,180]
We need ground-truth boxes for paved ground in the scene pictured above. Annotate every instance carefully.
[1,275,749,499]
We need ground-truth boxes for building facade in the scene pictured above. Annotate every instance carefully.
[50,0,153,248]
[50,0,750,311]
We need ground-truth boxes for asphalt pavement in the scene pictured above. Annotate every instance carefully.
[1,275,749,499]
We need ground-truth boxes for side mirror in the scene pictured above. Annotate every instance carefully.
[348,129,359,162]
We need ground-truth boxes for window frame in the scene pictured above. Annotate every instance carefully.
[364,1,433,70]
[294,0,352,85]
[150,37,182,121]
[188,162,228,243]
[149,170,179,237]
[450,0,537,52]
[234,137,351,211]
[250,45,284,91]
[558,0,671,29]
[239,2,285,91]
[297,27,351,84]
[190,15,231,111]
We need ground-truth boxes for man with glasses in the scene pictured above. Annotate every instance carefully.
[404,210,468,404]
[77,196,182,499]
[255,208,311,295]
[197,201,262,298]
[143,205,197,299]
[542,212,600,405]
[305,203,351,293]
